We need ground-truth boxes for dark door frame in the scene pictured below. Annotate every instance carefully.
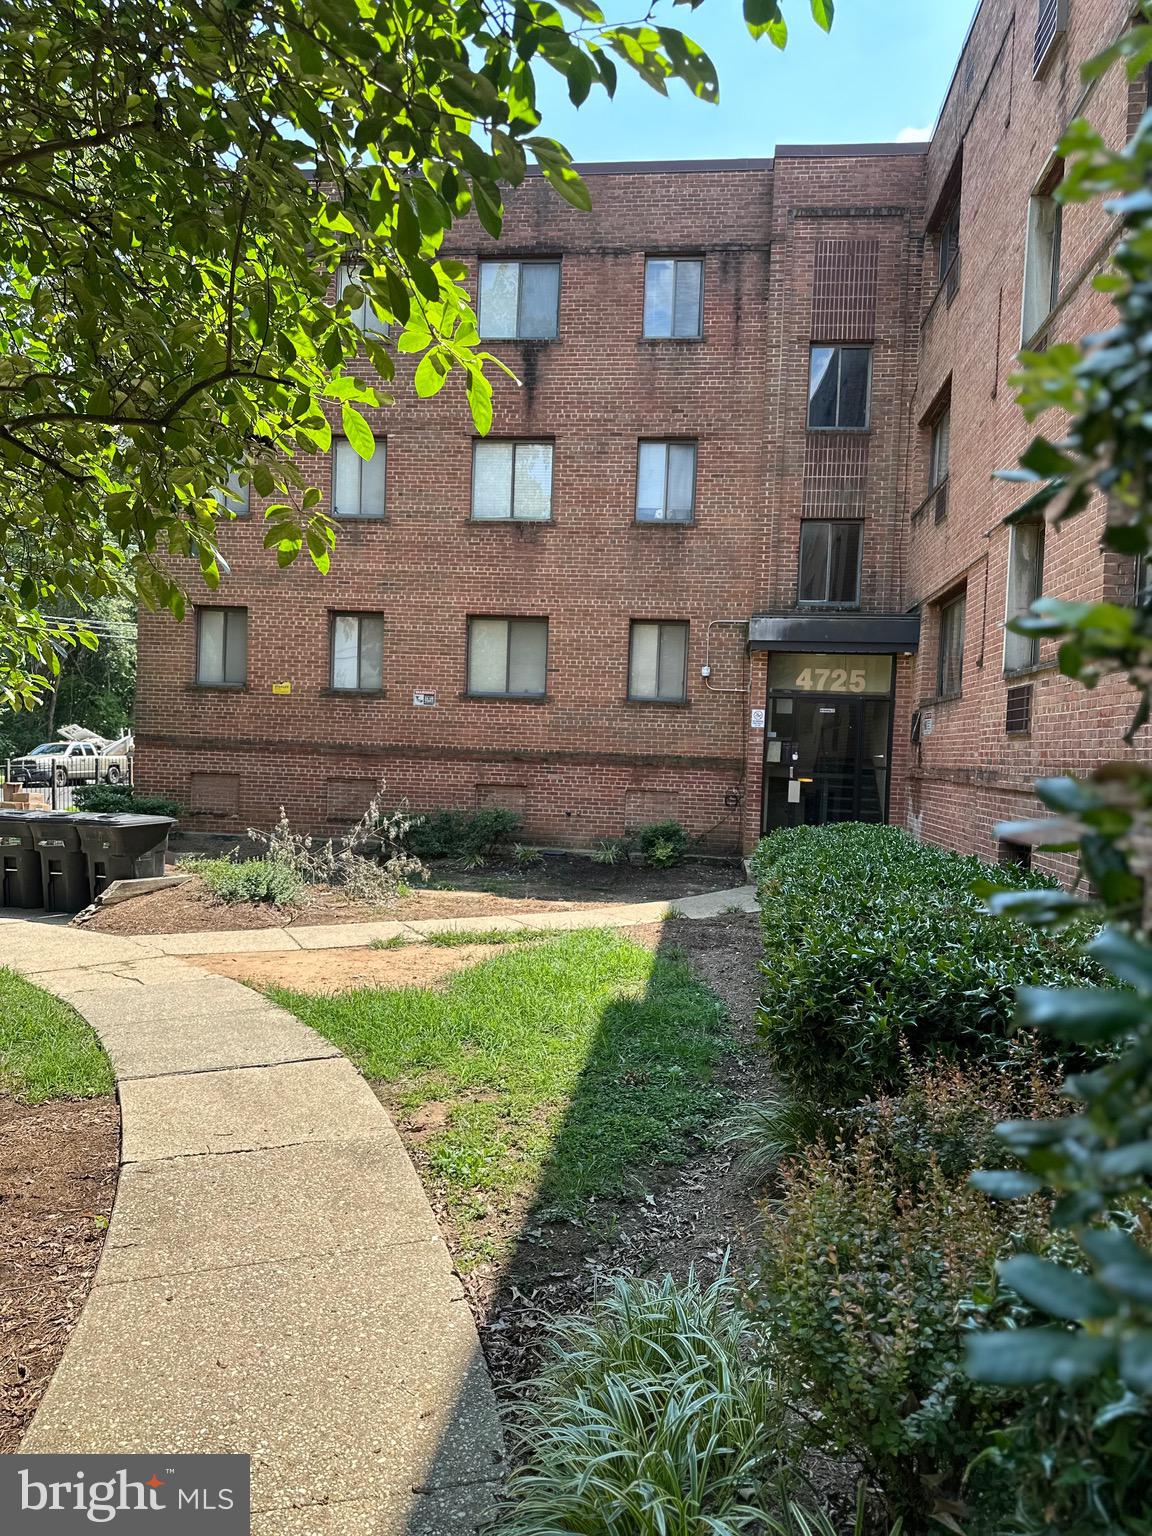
[760,659,897,835]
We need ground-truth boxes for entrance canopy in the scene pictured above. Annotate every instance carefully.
[748,612,920,654]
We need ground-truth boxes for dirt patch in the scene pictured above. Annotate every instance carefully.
[79,852,744,937]
[388,911,772,1386]
[196,941,521,994]
[0,1096,119,1451]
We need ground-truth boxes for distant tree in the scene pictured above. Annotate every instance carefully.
[0,0,832,709]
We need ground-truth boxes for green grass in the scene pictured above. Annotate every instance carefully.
[272,929,726,1264]
[422,926,551,949]
[0,967,114,1103]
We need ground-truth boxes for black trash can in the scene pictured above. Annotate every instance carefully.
[0,809,43,909]
[31,814,91,913]
[76,813,176,896]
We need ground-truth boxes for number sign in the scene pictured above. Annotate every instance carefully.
[768,653,893,696]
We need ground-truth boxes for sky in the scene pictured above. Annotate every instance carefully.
[532,0,978,163]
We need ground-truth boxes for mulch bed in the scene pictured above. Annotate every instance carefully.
[0,1097,119,1451]
[79,851,746,937]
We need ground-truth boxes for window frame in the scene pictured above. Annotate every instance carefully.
[796,519,863,607]
[937,198,961,289]
[329,612,385,694]
[477,259,561,341]
[806,344,873,432]
[331,436,387,520]
[1021,160,1065,343]
[627,619,690,704]
[1004,520,1046,674]
[642,256,705,339]
[634,439,698,525]
[465,616,550,699]
[195,605,248,689]
[470,439,555,523]
[336,262,390,336]
[936,590,966,699]
[928,404,951,493]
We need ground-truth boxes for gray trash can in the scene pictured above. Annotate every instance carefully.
[0,809,43,909]
[31,814,91,912]
[76,813,176,896]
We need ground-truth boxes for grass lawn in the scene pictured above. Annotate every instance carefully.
[0,967,115,1103]
[272,928,727,1266]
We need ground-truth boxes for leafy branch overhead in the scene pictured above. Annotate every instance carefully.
[0,0,830,708]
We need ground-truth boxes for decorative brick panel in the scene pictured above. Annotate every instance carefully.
[802,433,870,515]
[811,238,879,341]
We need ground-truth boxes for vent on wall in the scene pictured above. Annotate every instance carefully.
[1005,683,1034,735]
[1033,0,1068,78]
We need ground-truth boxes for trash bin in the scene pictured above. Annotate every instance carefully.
[0,809,43,909]
[76,813,175,897]
[31,814,91,913]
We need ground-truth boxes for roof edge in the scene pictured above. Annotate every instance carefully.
[775,141,929,159]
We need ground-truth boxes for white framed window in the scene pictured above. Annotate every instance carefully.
[467,617,548,697]
[472,441,553,522]
[1004,521,1045,672]
[331,614,384,692]
[1021,161,1064,342]
[196,607,248,687]
[332,437,386,519]
[629,621,689,702]
[797,521,862,606]
[808,346,872,430]
[478,260,560,340]
[643,258,704,338]
[217,467,250,518]
[336,263,390,335]
[937,591,966,698]
[636,441,697,523]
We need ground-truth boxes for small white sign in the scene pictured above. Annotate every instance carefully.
[922,713,935,737]
[750,708,766,730]
[787,779,802,804]
[412,690,438,708]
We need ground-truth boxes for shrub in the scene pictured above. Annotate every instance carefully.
[636,819,689,868]
[405,807,522,861]
[749,1110,1055,1528]
[500,1272,780,1536]
[72,782,183,819]
[247,795,424,905]
[752,823,1099,1106]
[591,837,630,866]
[187,856,303,907]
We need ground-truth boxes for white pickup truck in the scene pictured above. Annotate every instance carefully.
[8,738,131,788]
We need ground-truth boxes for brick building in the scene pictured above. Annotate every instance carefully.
[135,0,1143,861]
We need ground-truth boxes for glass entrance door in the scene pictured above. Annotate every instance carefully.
[762,693,891,832]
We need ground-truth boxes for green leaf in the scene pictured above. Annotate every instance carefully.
[1016,985,1147,1042]
[969,1170,1044,1199]
[1120,1333,1152,1392]
[966,1328,1115,1386]
[340,404,375,460]
[998,1255,1117,1321]
[810,0,834,31]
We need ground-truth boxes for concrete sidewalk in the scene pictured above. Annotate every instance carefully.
[1,916,503,1535]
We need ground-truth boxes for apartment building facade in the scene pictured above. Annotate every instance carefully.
[135,0,1143,861]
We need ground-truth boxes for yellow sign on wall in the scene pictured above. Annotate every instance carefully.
[271,682,292,695]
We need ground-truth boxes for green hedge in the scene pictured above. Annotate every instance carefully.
[752,823,1099,1106]
[72,782,183,819]
[404,807,521,861]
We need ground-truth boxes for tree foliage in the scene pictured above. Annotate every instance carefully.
[0,0,831,708]
[963,6,1152,1490]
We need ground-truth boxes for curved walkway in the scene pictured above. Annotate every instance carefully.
[1,916,504,1535]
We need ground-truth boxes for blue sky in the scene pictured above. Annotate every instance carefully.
[533,1,978,162]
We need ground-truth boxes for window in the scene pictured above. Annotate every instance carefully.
[218,467,249,518]
[1006,682,1034,735]
[478,260,560,340]
[937,592,966,698]
[1004,521,1045,672]
[471,441,553,522]
[332,437,386,519]
[1034,0,1069,76]
[636,441,697,523]
[1021,163,1064,341]
[807,346,872,430]
[629,621,689,703]
[797,521,862,606]
[336,264,389,335]
[643,258,703,338]
[937,200,961,289]
[467,617,548,697]
[330,614,384,692]
[927,403,951,523]
[196,607,247,687]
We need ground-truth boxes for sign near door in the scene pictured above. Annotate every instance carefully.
[768,652,893,696]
